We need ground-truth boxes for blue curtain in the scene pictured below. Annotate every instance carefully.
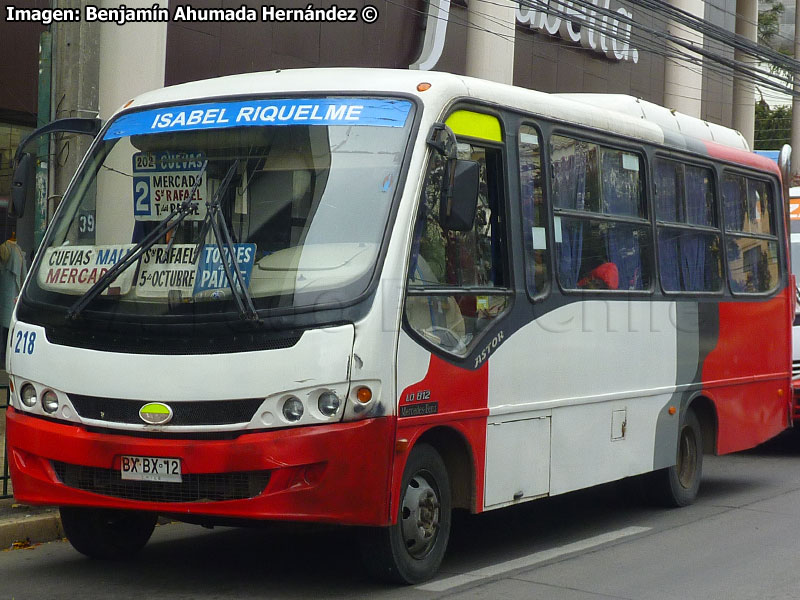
[654,161,681,222]
[681,169,708,291]
[606,225,642,290]
[680,232,705,291]
[558,219,583,288]
[658,229,680,291]
[553,149,586,287]
[685,167,712,226]
[723,178,745,231]
[601,151,638,217]
[553,153,586,211]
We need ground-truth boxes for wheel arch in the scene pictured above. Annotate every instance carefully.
[687,394,718,455]
[416,426,476,512]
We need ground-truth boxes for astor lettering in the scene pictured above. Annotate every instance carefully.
[474,330,505,369]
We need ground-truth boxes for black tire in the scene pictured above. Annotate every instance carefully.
[60,507,157,559]
[647,409,703,507]
[360,443,452,584]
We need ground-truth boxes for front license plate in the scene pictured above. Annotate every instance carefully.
[121,455,182,483]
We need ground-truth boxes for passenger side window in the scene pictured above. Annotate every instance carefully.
[551,135,651,291]
[722,174,779,294]
[654,159,723,293]
[406,142,509,356]
[519,125,549,296]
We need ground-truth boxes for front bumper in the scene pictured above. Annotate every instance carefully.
[7,408,395,526]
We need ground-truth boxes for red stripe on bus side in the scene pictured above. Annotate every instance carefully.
[394,355,489,515]
[701,293,792,454]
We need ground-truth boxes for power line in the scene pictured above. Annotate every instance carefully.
[465,0,800,97]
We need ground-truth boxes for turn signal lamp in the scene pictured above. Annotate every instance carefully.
[417,82,432,92]
[355,386,373,404]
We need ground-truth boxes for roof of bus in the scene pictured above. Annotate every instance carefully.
[119,68,764,169]
[117,68,664,142]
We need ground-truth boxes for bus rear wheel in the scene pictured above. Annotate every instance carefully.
[360,443,452,584]
[60,507,157,559]
[648,409,703,507]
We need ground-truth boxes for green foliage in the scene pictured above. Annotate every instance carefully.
[758,0,785,48]
[754,100,792,150]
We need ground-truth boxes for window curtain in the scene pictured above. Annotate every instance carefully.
[658,229,680,291]
[601,151,638,217]
[606,225,642,290]
[553,150,586,287]
[723,178,745,231]
[558,219,583,288]
[654,161,680,222]
[682,169,709,290]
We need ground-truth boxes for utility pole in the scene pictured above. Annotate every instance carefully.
[733,0,758,148]
[791,0,800,183]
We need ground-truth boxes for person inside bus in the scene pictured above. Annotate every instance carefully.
[577,261,619,290]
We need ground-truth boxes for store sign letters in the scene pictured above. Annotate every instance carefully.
[516,0,639,63]
[411,0,638,71]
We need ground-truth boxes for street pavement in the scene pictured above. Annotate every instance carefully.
[3,433,800,599]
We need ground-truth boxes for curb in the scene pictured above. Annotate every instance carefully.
[0,510,64,550]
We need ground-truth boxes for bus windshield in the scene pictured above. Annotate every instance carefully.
[25,96,414,318]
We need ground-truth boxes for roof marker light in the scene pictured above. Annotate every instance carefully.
[417,82,432,92]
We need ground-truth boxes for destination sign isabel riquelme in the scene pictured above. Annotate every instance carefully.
[104,98,412,139]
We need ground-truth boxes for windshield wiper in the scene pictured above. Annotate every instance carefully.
[193,160,260,322]
[66,160,209,320]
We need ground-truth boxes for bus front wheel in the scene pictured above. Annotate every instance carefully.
[360,443,452,584]
[60,507,157,559]
[648,409,703,507]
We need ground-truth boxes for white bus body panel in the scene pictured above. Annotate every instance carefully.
[8,321,355,431]
[484,301,679,507]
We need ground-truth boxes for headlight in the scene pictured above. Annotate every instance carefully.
[42,390,59,414]
[318,391,340,417]
[282,396,304,422]
[20,384,37,408]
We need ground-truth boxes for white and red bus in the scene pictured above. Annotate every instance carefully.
[5,69,792,583]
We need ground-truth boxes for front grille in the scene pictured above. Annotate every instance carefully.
[69,395,263,426]
[794,360,800,379]
[53,461,271,503]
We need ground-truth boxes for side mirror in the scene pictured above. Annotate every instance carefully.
[10,152,35,218]
[426,122,458,160]
[440,159,479,231]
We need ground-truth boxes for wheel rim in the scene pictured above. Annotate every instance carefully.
[400,471,441,559]
[677,425,698,489]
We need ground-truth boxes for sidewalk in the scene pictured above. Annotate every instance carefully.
[1,370,65,549]
[0,499,63,550]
